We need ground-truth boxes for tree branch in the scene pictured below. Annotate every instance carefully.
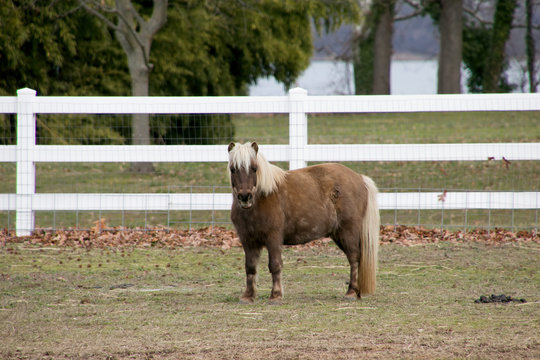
[401,0,422,11]
[78,0,122,32]
[463,6,540,30]
[118,0,146,27]
[395,9,424,22]
[55,2,84,19]
[79,0,169,71]
[146,0,168,37]
[463,6,492,26]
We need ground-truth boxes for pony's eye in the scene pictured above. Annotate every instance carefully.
[251,166,258,172]
[230,167,235,174]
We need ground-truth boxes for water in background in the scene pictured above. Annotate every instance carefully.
[249,59,531,96]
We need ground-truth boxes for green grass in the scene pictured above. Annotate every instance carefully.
[1,111,539,230]
[0,242,538,359]
[307,111,540,144]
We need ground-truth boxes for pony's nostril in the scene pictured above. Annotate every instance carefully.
[238,193,251,202]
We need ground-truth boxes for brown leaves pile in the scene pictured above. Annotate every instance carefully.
[379,225,538,246]
[0,222,537,249]
[0,225,240,249]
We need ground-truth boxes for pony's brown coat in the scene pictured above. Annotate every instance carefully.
[228,142,379,303]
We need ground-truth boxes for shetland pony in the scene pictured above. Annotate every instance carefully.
[228,142,379,303]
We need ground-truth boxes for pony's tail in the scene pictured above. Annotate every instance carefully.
[359,175,380,295]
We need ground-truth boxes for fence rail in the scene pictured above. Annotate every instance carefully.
[1,192,538,211]
[1,87,539,236]
[2,143,539,164]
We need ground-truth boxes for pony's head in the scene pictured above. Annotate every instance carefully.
[227,141,286,209]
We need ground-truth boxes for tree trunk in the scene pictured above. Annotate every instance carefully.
[372,0,394,95]
[79,0,168,172]
[112,0,167,173]
[353,0,394,95]
[128,55,154,173]
[437,0,462,94]
[353,28,374,95]
[526,0,536,93]
[482,0,518,93]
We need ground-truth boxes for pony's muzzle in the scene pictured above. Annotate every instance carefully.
[237,192,253,209]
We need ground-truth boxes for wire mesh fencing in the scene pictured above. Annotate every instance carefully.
[1,90,539,234]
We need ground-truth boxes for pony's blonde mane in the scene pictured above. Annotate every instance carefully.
[228,142,287,196]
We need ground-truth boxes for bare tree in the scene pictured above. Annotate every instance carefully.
[373,0,395,94]
[80,0,168,173]
[438,0,462,93]
[353,0,395,95]
[403,0,463,93]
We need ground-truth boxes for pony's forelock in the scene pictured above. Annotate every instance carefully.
[228,142,286,196]
[228,142,257,173]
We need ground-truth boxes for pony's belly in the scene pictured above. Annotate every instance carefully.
[283,224,332,245]
[283,234,322,246]
[282,201,337,245]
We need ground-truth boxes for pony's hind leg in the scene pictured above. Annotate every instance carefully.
[333,230,361,300]
[240,245,261,304]
[344,253,360,300]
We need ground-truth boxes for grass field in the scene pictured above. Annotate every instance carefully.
[1,111,539,230]
[0,241,538,359]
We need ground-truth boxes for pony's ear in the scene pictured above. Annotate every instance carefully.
[251,142,258,154]
[228,142,235,153]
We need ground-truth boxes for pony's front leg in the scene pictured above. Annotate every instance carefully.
[240,245,261,304]
[267,241,284,303]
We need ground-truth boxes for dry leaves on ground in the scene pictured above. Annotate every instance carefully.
[0,221,537,249]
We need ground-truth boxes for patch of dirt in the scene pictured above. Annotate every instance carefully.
[0,222,537,249]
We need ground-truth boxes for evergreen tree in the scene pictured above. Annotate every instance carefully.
[0,0,360,146]
[0,1,129,145]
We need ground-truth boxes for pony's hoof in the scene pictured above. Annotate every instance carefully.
[343,294,359,301]
[239,297,255,305]
[268,297,282,305]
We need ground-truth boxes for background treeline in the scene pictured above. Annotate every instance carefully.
[0,0,358,147]
[1,1,536,147]
[351,0,536,95]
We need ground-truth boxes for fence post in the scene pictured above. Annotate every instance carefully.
[288,87,308,170]
[16,88,36,236]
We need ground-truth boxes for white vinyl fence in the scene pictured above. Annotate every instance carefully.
[1,87,539,236]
